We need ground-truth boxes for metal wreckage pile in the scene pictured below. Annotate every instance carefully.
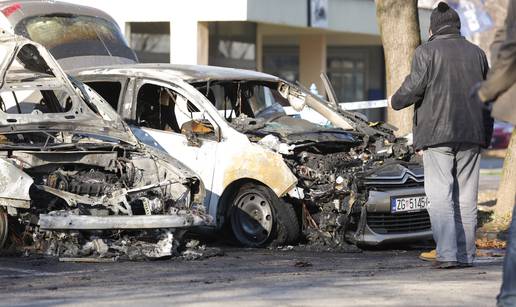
[1,140,221,261]
[0,34,220,261]
[229,87,422,250]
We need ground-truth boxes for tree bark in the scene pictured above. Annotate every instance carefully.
[495,130,516,217]
[375,0,421,136]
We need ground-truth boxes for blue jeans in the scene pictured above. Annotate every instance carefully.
[498,206,516,307]
[423,144,480,263]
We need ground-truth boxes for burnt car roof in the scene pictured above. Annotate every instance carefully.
[0,0,118,25]
[72,64,280,83]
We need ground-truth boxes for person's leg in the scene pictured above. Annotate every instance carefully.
[454,144,481,264]
[424,145,457,262]
[497,205,516,306]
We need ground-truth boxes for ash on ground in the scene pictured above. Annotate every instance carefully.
[16,229,224,262]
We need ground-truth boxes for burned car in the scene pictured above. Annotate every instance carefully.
[73,64,432,248]
[0,33,210,258]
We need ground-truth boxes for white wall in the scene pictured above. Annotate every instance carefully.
[63,0,430,40]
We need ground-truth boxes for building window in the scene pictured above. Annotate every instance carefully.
[209,22,256,70]
[129,22,170,63]
[263,46,299,83]
[327,49,367,102]
[327,46,385,121]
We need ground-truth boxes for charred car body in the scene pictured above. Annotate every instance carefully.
[73,64,432,247]
[0,33,209,257]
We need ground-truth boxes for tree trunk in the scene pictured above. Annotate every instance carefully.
[375,0,421,136]
[495,130,516,217]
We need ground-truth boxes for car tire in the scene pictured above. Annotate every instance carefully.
[0,207,8,250]
[229,183,299,247]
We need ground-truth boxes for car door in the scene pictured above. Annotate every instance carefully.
[129,78,220,210]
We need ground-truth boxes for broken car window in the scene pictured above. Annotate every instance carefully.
[85,81,122,111]
[0,44,72,114]
[194,82,289,121]
[136,83,217,139]
[0,88,71,114]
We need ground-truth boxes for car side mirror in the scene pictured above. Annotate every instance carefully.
[180,120,215,147]
[182,129,202,147]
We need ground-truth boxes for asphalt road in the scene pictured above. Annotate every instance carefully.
[0,157,505,307]
[0,245,504,307]
[479,157,503,191]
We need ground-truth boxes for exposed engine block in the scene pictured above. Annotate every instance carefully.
[46,169,121,196]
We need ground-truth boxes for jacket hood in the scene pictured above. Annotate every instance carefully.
[429,26,462,41]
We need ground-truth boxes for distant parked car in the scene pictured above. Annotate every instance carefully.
[0,0,137,70]
[491,121,514,149]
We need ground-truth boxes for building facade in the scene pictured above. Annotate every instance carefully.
[63,0,431,120]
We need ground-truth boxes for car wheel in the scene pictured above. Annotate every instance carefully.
[230,183,299,247]
[0,207,8,250]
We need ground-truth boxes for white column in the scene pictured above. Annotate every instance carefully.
[299,34,327,95]
[197,22,209,65]
[170,19,209,65]
[256,24,263,71]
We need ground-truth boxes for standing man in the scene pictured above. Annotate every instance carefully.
[475,0,516,305]
[390,2,492,268]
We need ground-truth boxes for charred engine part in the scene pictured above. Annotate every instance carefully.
[43,159,138,197]
[2,144,201,221]
[46,169,121,197]
[286,150,362,203]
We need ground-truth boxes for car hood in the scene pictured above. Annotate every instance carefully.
[0,32,137,145]
[300,87,397,142]
[232,114,359,146]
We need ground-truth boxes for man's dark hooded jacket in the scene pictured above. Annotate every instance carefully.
[391,27,490,150]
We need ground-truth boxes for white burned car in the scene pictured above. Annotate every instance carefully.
[0,33,210,256]
[74,64,432,248]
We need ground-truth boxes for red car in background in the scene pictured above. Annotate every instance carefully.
[491,121,514,149]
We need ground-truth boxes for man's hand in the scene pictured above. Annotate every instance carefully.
[470,82,492,105]
[470,82,495,148]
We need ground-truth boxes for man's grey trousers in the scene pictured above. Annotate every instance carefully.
[423,143,481,264]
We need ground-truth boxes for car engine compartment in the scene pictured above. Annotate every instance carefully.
[0,132,211,259]
[230,112,422,248]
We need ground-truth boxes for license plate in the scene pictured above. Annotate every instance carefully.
[391,195,429,213]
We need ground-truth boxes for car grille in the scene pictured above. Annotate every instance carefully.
[367,210,431,234]
[363,177,424,190]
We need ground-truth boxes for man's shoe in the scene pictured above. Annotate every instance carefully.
[431,261,459,269]
[419,249,437,261]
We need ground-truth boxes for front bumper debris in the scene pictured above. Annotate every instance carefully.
[39,212,210,230]
[349,187,433,245]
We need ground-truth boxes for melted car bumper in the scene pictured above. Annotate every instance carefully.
[350,187,433,245]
